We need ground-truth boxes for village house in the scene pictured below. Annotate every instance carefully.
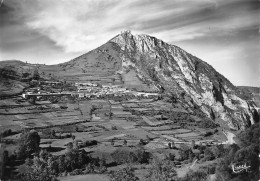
[77,92,92,99]
[75,82,98,87]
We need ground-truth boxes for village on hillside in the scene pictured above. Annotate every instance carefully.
[22,80,159,101]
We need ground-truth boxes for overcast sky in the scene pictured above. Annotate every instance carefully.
[0,0,259,86]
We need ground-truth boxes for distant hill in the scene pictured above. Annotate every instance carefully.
[0,61,30,97]
[0,31,258,130]
[0,79,28,97]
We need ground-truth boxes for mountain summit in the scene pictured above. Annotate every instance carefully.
[1,31,258,130]
[106,31,258,129]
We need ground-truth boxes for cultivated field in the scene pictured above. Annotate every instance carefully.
[0,94,227,180]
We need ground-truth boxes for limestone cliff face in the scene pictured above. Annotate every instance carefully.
[109,31,258,130]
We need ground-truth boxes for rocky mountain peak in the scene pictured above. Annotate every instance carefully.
[108,31,258,130]
[110,30,168,53]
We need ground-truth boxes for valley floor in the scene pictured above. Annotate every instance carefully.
[0,81,233,180]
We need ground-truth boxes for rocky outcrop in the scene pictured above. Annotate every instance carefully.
[109,30,258,130]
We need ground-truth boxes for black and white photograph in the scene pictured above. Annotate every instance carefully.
[0,0,259,180]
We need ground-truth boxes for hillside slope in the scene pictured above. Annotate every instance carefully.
[0,61,30,97]
[0,31,258,130]
[238,86,260,107]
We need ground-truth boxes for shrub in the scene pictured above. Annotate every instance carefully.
[84,140,98,147]
[70,169,83,175]
[110,165,139,181]
[203,147,215,161]
[63,148,90,172]
[111,126,117,130]
[199,118,219,129]
[163,70,172,77]
[22,72,30,78]
[167,153,175,161]
[111,147,150,164]
[211,144,225,158]
[19,156,58,181]
[146,158,177,181]
[17,131,40,159]
[1,129,18,137]
[139,139,145,146]
[237,123,259,148]
[179,144,194,161]
[32,69,40,80]
[179,169,208,181]
[202,164,216,174]
[0,67,16,78]
[204,131,213,137]
[148,68,159,82]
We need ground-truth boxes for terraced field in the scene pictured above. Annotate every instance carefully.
[1,95,226,159]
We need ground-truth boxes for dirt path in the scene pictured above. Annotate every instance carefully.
[189,159,198,168]
[222,130,236,144]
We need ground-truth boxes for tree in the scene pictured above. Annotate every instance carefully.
[215,158,233,181]
[72,135,75,141]
[112,126,117,130]
[168,153,175,161]
[0,67,16,78]
[148,68,159,82]
[191,140,195,148]
[139,139,145,146]
[134,148,149,164]
[17,131,40,159]
[67,141,73,149]
[111,147,150,165]
[73,141,79,150]
[237,123,259,148]
[123,139,127,146]
[58,156,66,173]
[146,135,151,141]
[188,150,195,163]
[51,130,56,138]
[179,169,208,181]
[65,148,80,171]
[22,72,30,78]
[111,139,115,146]
[39,150,49,160]
[29,96,36,104]
[211,145,225,159]
[110,165,139,181]
[146,158,177,181]
[32,69,40,80]
[171,141,175,149]
[203,147,214,161]
[179,144,193,161]
[20,156,57,181]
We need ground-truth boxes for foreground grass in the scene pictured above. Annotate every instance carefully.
[59,174,110,181]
